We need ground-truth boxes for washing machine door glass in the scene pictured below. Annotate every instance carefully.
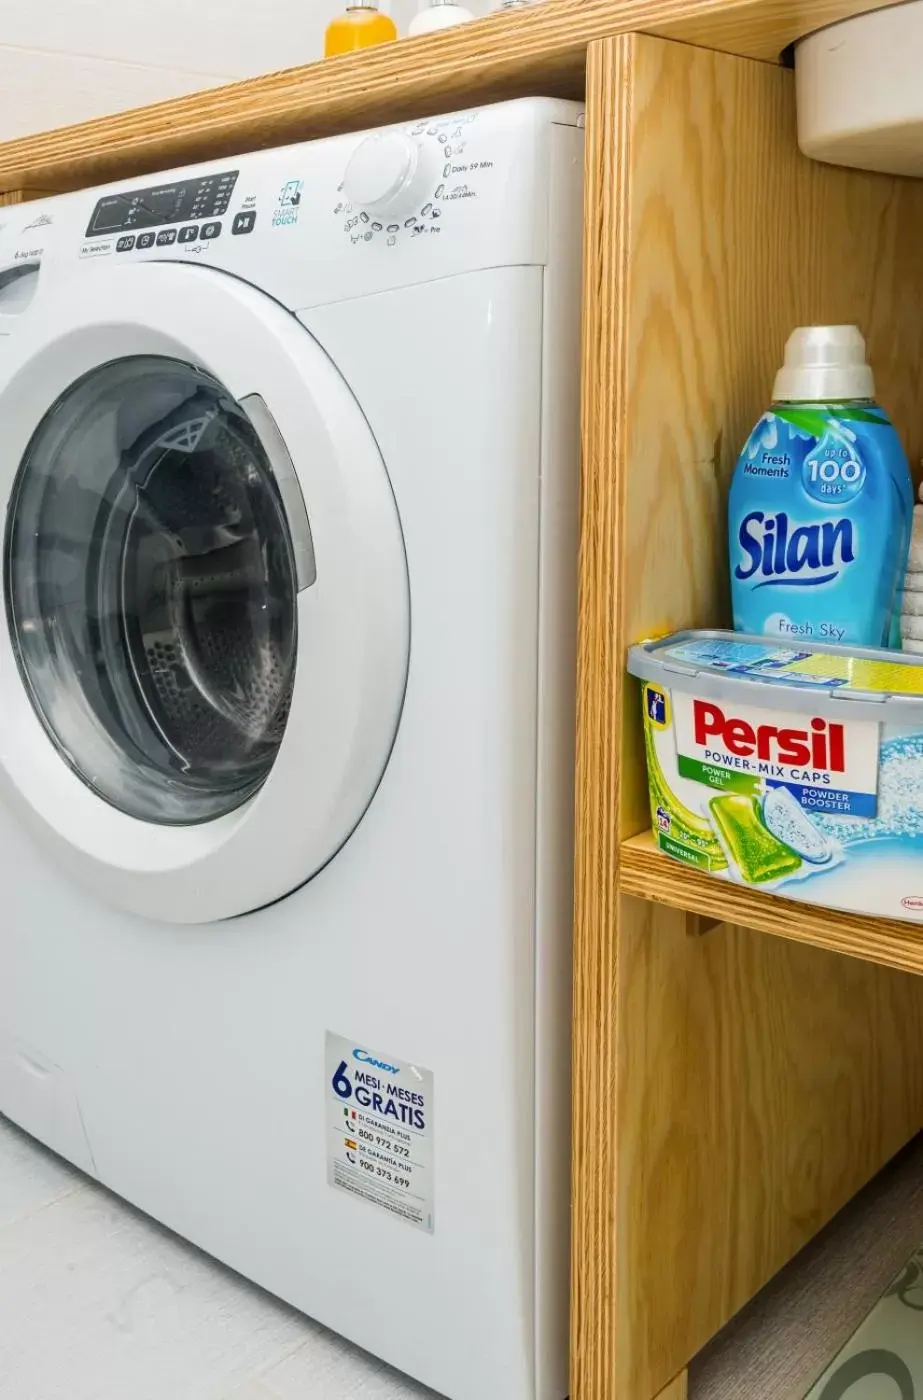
[6,355,299,825]
[0,259,409,923]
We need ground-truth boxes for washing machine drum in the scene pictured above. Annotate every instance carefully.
[0,263,409,923]
[8,356,299,827]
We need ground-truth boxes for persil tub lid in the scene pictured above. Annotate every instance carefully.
[627,631,923,725]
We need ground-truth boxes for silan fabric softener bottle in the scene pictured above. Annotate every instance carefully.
[729,325,912,648]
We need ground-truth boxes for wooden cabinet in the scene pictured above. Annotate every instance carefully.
[576,29,923,1399]
[3,3,923,1396]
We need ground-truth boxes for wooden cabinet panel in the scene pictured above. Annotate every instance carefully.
[574,31,923,1399]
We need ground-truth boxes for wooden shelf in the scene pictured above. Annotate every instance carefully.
[620,831,923,977]
[0,0,901,197]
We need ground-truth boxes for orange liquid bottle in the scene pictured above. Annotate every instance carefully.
[324,0,397,56]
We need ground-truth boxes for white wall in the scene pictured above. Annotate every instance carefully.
[0,0,493,142]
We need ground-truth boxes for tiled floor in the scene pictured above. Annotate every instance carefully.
[0,1113,443,1400]
[804,1241,923,1399]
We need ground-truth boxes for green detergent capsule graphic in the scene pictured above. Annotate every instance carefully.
[709,794,803,884]
[642,709,726,869]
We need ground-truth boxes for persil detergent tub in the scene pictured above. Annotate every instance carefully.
[627,631,923,922]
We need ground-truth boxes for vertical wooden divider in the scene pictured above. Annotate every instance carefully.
[572,30,634,1400]
[574,31,923,1400]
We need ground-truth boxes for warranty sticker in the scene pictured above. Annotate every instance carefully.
[326,1031,434,1233]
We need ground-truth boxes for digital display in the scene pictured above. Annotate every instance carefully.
[86,171,239,238]
[90,195,136,235]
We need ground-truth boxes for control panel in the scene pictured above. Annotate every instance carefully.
[0,99,582,317]
[86,171,239,240]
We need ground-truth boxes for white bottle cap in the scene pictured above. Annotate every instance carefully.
[771,324,875,403]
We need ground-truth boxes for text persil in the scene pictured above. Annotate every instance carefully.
[693,699,845,771]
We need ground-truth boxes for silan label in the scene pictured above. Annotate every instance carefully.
[734,511,856,589]
[325,1030,434,1233]
[672,692,880,816]
[728,404,912,647]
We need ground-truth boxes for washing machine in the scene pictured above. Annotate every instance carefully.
[0,97,582,1399]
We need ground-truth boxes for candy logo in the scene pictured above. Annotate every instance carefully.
[692,700,845,771]
[352,1048,399,1075]
[901,896,923,912]
[734,510,855,588]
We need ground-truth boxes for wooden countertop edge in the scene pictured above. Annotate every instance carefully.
[620,831,923,977]
[0,0,898,195]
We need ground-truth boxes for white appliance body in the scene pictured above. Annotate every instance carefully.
[0,98,583,1400]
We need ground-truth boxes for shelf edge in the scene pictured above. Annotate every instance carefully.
[619,831,923,977]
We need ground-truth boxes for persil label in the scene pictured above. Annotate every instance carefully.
[672,692,880,816]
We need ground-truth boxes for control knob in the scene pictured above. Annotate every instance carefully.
[342,133,431,219]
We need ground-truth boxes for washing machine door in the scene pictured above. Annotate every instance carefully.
[0,262,409,923]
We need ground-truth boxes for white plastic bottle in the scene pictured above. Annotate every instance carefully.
[409,0,474,33]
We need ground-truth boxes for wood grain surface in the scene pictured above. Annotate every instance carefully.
[0,0,900,196]
[0,191,54,206]
[571,31,632,1400]
[572,32,923,1400]
[654,1372,688,1400]
[621,833,923,978]
[617,34,923,838]
[615,893,923,1395]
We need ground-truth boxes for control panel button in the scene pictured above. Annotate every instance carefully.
[342,132,431,219]
[116,235,135,252]
[136,232,156,250]
[232,211,256,235]
[178,225,199,243]
[201,221,222,240]
[156,229,177,246]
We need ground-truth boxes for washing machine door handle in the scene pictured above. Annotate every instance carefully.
[241,391,317,592]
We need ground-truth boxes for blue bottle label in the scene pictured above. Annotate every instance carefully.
[729,403,911,648]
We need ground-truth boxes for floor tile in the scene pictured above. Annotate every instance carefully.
[0,1171,310,1400]
[0,1114,443,1400]
[0,1114,83,1229]
[805,1241,923,1398]
[261,1331,444,1399]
